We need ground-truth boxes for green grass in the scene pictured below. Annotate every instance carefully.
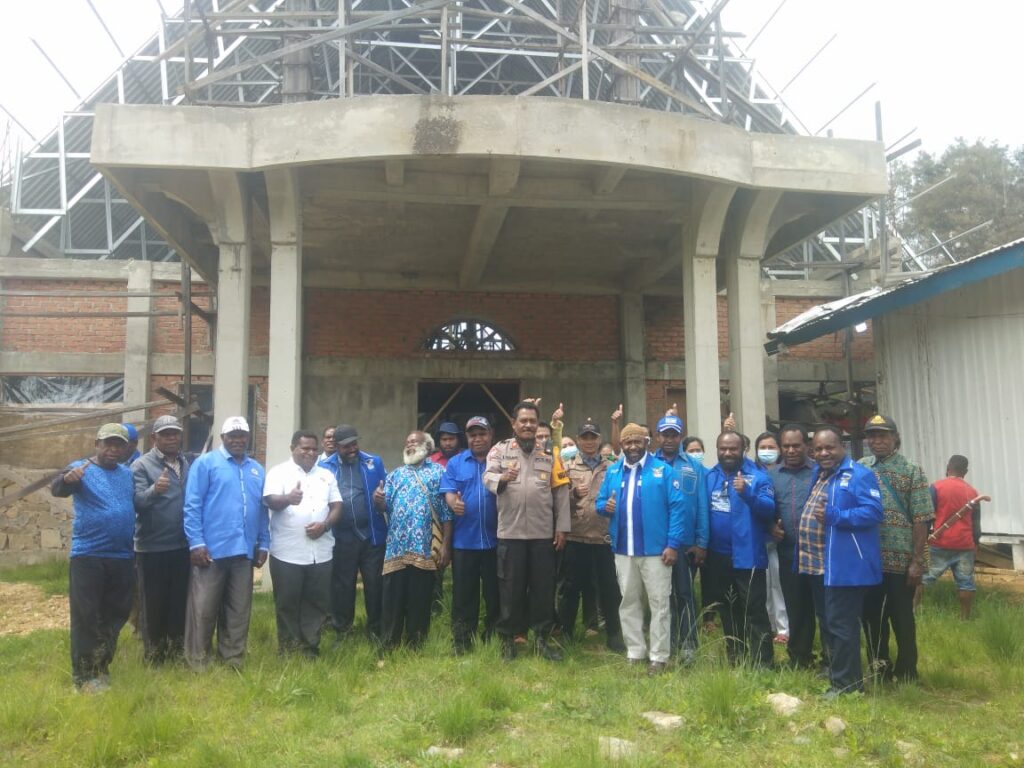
[1,558,69,595]
[0,567,1022,767]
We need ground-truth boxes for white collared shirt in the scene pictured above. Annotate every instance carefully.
[263,460,342,565]
[622,453,647,556]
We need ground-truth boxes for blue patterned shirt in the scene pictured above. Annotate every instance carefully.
[53,460,135,559]
[383,460,451,573]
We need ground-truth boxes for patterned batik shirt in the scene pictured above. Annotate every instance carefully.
[383,460,450,575]
[859,452,933,574]
[797,473,830,576]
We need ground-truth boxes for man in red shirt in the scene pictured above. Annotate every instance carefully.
[918,455,984,619]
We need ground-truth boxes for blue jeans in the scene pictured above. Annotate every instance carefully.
[923,547,975,591]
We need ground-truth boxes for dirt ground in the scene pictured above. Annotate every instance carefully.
[0,581,68,636]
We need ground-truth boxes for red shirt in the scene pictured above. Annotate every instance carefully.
[429,451,450,469]
[930,476,978,550]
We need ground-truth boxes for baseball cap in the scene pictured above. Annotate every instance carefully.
[863,414,898,432]
[122,423,138,441]
[334,424,359,446]
[656,415,684,434]
[438,421,461,435]
[153,414,183,433]
[577,420,601,436]
[465,416,491,431]
[97,423,129,443]
[220,416,250,434]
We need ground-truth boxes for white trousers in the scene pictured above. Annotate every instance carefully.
[614,554,673,663]
[766,543,789,636]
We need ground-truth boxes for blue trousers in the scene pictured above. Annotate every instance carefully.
[811,577,867,693]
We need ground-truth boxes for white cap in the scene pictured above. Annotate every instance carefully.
[220,416,250,434]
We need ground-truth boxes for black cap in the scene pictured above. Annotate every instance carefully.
[438,421,461,435]
[863,414,898,433]
[334,424,359,446]
[577,420,601,437]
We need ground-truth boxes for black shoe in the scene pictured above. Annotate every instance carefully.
[606,636,627,654]
[647,661,668,676]
[535,639,563,662]
[501,639,517,661]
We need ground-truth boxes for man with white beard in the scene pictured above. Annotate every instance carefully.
[380,432,452,649]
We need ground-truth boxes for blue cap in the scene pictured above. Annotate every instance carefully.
[438,421,461,435]
[656,415,684,434]
[122,423,139,441]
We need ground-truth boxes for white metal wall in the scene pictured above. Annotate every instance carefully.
[876,269,1024,537]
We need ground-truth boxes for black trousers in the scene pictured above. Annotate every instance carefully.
[451,548,500,650]
[862,570,918,681]
[381,566,435,649]
[136,548,190,663]
[69,556,134,686]
[810,578,867,693]
[557,541,622,645]
[777,552,820,668]
[670,558,699,653]
[270,556,332,656]
[703,550,773,667]
[496,538,556,640]
[331,533,384,640]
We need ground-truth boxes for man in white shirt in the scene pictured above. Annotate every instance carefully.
[263,430,342,657]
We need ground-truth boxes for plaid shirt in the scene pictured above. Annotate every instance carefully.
[859,452,933,574]
[797,473,830,576]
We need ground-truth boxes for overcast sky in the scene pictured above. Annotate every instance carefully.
[1,0,1021,158]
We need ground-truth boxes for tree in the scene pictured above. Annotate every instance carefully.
[889,140,1024,266]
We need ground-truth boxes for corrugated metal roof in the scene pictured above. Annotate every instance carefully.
[765,236,1024,355]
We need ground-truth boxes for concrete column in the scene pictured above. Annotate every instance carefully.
[124,260,153,428]
[682,249,721,444]
[726,255,767,435]
[620,292,647,426]
[209,172,252,436]
[761,282,780,422]
[265,168,303,467]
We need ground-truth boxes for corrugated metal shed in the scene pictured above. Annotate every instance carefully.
[875,266,1024,538]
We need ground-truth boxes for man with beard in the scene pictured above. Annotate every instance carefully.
[318,424,388,642]
[52,423,136,692]
[132,414,191,664]
[485,401,571,661]
[703,431,776,668]
[381,431,452,649]
[442,417,500,654]
[183,417,268,670]
[263,430,342,657]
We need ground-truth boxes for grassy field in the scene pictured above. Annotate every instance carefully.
[1,560,1022,767]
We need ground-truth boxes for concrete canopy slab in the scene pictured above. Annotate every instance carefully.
[91,96,887,293]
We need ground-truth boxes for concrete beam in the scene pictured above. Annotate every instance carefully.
[265,168,303,466]
[594,165,628,196]
[488,157,521,196]
[620,292,646,426]
[0,257,202,284]
[123,261,154,427]
[459,205,509,289]
[645,359,876,385]
[384,159,405,187]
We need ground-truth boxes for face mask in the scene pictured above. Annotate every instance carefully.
[757,449,780,465]
[560,445,579,462]
[688,451,704,463]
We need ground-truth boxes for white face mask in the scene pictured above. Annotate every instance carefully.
[757,449,780,465]
[688,451,704,463]
[560,445,579,462]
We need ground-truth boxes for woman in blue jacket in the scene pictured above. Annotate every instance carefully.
[801,426,883,697]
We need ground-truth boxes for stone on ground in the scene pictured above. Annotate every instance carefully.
[766,692,803,716]
[599,737,637,761]
[823,716,847,736]
[641,711,683,730]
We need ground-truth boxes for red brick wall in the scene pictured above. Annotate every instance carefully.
[1,279,127,354]
[644,295,731,360]
[774,297,874,361]
[304,290,620,360]
[152,283,214,355]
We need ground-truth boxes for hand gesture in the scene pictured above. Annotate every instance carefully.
[62,464,87,486]
[611,403,623,423]
[304,520,327,539]
[770,520,785,542]
[153,468,171,495]
[286,480,304,506]
[732,474,747,494]
[686,545,706,566]
[605,494,617,514]
[190,546,213,568]
[665,402,679,417]
[723,412,736,431]
[451,491,466,515]
[373,480,386,508]
[661,546,678,566]
[551,402,564,426]
[502,461,520,484]
[573,482,588,500]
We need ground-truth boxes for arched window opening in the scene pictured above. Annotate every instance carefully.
[424,320,516,352]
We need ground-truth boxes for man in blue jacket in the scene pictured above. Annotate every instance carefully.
[802,426,883,697]
[653,414,708,664]
[318,423,388,642]
[596,423,694,675]
[183,416,269,670]
[704,430,776,667]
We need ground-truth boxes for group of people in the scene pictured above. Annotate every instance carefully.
[55,401,985,697]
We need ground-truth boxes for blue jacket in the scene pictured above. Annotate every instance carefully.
[184,447,269,560]
[440,449,498,551]
[596,456,692,555]
[653,449,709,548]
[705,458,775,569]
[814,456,884,587]
[318,451,389,546]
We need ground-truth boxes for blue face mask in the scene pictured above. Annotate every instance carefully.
[757,449,780,466]
[561,445,579,462]
[688,451,704,463]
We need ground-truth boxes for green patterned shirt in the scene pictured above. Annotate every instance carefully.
[859,452,934,574]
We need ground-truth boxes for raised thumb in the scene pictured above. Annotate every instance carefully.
[295,481,302,491]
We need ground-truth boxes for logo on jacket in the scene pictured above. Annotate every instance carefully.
[652,467,664,478]
[250,468,260,477]
[365,459,374,470]
[869,488,881,498]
